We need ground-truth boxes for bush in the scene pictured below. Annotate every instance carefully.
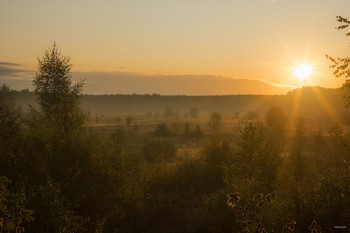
[154,123,171,136]
[184,122,204,138]
[189,107,199,118]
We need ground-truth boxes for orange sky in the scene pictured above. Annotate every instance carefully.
[1,0,349,94]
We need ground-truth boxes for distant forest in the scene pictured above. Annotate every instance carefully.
[14,86,350,125]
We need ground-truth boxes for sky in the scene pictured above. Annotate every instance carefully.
[1,0,350,95]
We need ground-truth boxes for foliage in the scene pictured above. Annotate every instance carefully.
[28,177,88,233]
[227,192,276,233]
[0,85,23,179]
[202,140,232,188]
[0,176,33,233]
[0,84,16,104]
[33,43,85,133]
[225,120,283,197]
[274,119,318,232]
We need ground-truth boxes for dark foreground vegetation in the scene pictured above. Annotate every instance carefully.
[5,81,350,233]
[2,17,350,233]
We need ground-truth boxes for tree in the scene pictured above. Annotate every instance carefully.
[33,43,84,133]
[326,16,350,105]
[225,120,283,196]
[0,84,22,177]
[0,84,16,104]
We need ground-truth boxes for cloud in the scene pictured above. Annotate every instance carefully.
[0,62,34,90]
[0,62,21,66]
[0,62,33,78]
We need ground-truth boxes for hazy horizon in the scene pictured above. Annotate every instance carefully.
[0,65,297,95]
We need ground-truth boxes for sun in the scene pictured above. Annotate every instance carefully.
[291,64,314,80]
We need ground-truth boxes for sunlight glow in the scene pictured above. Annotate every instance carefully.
[310,87,339,123]
[291,64,314,80]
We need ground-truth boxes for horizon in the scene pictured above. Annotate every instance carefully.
[11,83,340,97]
[1,0,349,95]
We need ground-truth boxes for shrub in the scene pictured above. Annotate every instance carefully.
[154,123,171,136]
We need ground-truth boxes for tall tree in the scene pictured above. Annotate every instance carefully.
[33,43,84,133]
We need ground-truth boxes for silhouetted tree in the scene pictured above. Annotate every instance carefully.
[33,43,84,133]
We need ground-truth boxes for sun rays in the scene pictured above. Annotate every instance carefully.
[290,86,340,129]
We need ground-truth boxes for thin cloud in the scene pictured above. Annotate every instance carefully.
[0,62,33,78]
[0,62,21,66]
